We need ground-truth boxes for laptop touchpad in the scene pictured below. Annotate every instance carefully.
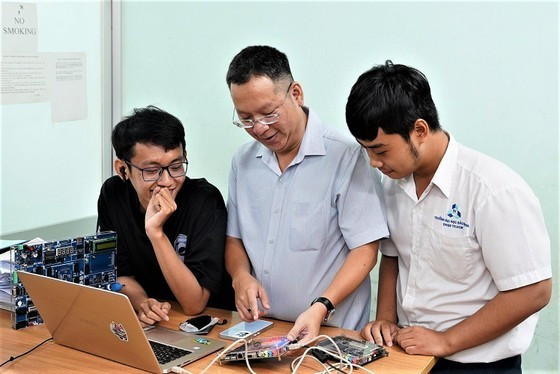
[146,327,193,346]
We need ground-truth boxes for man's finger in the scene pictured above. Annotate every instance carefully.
[157,190,175,207]
[258,286,270,310]
[361,324,374,342]
[159,188,174,201]
[159,189,177,211]
[395,330,412,347]
[242,287,259,320]
[151,186,161,196]
[161,302,171,313]
[236,303,253,321]
[151,304,170,321]
[395,326,411,341]
[371,325,385,346]
[286,324,300,342]
[248,297,259,321]
[376,324,393,347]
[142,305,165,322]
[139,312,156,325]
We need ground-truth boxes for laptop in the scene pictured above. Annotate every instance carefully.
[17,271,225,373]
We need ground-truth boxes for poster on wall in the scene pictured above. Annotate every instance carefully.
[0,53,48,104]
[0,2,87,122]
[1,2,38,52]
[48,53,87,122]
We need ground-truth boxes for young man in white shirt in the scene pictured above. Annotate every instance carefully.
[345,61,552,372]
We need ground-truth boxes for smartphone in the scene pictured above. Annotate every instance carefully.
[219,320,273,341]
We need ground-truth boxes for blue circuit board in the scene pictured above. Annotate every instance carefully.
[10,231,118,329]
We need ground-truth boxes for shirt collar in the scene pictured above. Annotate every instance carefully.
[395,132,457,199]
[430,132,457,198]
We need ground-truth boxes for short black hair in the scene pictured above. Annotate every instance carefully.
[226,45,293,87]
[112,105,186,162]
[346,60,441,142]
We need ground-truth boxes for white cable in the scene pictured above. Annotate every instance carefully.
[171,366,192,374]
[292,346,351,374]
[313,346,375,374]
[292,353,331,373]
[290,335,344,373]
[170,338,255,374]
[198,337,257,374]
[290,335,376,374]
[175,334,375,374]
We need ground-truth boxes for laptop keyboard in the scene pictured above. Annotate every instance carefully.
[149,340,191,365]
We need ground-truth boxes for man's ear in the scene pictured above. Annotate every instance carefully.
[290,81,305,107]
[412,119,429,143]
[114,159,127,180]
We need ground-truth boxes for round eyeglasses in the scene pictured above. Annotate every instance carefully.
[125,160,188,182]
[232,82,292,129]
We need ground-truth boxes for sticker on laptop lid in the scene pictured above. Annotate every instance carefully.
[194,337,211,345]
[110,321,128,341]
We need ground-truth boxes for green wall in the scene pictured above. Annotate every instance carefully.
[1,1,110,237]
[121,1,559,371]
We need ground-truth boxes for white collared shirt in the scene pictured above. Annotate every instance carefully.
[381,134,551,363]
[227,108,389,329]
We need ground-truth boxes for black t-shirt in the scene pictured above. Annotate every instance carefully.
[97,176,234,310]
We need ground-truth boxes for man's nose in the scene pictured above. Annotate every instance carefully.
[252,122,269,137]
[157,168,174,186]
[368,153,383,169]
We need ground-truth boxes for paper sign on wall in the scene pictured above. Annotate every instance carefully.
[1,3,87,122]
[1,2,38,53]
[48,53,87,122]
[0,53,48,104]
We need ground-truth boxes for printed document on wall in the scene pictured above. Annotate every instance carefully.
[48,53,87,122]
[0,53,48,104]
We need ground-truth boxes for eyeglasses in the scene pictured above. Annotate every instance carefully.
[232,82,292,129]
[125,160,188,182]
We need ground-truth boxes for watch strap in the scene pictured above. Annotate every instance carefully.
[311,297,335,322]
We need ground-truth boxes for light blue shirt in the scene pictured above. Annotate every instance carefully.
[227,108,388,329]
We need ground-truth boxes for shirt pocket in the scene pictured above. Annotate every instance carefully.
[289,202,328,251]
[425,226,478,281]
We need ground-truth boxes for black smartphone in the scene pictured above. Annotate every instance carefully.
[179,315,220,334]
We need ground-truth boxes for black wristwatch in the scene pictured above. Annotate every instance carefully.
[311,297,336,322]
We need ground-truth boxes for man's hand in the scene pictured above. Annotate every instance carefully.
[145,187,176,235]
[137,298,171,325]
[361,320,400,347]
[232,272,270,321]
[395,326,451,357]
[286,303,326,345]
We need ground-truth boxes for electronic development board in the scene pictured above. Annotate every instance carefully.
[316,335,388,365]
[8,231,118,329]
[219,336,293,363]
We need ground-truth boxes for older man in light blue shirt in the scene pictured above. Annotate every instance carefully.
[225,46,388,344]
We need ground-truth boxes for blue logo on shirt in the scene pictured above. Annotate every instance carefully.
[174,234,188,261]
[434,203,469,229]
[447,203,462,219]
